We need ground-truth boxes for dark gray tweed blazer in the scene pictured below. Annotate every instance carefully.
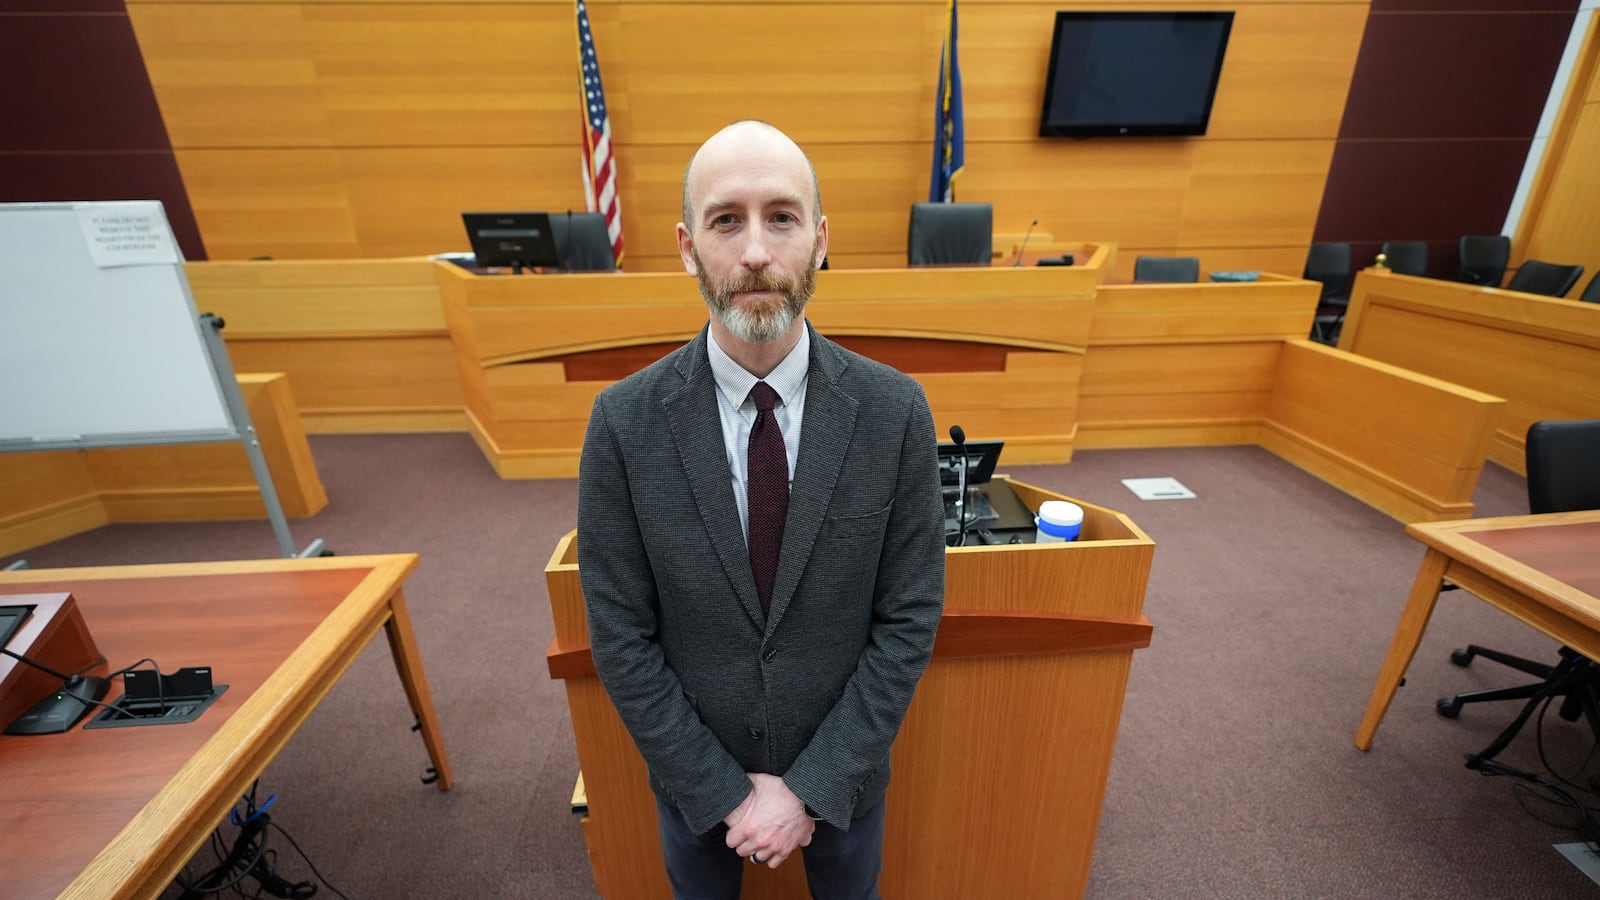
[577,321,945,835]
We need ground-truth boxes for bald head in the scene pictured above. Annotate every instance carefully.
[681,120,822,227]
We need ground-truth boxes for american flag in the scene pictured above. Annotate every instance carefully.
[577,1,623,266]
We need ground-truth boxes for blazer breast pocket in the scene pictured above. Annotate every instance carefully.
[820,505,892,577]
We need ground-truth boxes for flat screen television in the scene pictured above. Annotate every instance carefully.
[461,212,561,272]
[1039,11,1235,138]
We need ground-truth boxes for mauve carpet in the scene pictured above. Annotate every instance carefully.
[8,434,1596,899]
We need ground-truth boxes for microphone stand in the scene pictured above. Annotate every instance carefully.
[1014,219,1039,267]
[949,425,970,547]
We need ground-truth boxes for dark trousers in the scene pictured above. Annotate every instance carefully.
[654,794,885,900]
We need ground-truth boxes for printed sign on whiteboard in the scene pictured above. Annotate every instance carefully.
[74,201,181,268]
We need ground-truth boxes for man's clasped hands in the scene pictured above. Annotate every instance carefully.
[723,773,815,868]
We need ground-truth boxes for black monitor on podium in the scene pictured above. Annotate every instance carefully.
[461,212,561,273]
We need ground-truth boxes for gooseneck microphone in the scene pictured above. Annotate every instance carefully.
[563,209,574,273]
[1014,219,1039,267]
[1,646,110,735]
[949,424,969,547]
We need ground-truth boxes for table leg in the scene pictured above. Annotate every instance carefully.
[384,588,454,790]
[1356,549,1450,750]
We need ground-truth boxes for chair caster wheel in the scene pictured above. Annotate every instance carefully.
[1436,698,1463,719]
[1450,648,1474,667]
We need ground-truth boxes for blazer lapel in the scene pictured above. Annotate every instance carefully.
[765,329,857,633]
[662,329,767,628]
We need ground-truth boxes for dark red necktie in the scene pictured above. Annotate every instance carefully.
[746,382,788,614]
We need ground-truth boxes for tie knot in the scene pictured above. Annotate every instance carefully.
[749,382,779,413]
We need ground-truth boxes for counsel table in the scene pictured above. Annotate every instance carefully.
[1356,510,1600,750]
[0,554,452,899]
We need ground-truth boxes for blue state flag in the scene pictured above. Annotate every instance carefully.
[929,0,965,203]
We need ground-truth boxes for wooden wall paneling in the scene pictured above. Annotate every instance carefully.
[82,373,329,521]
[1197,2,1369,140]
[126,3,334,149]
[1517,13,1600,283]
[128,2,577,148]
[1076,343,1279,447]
[1339,271,1600,473]
[188,258,465,431]
[917,353,1081,462]
[173,149,361,259]
[186,259,446,334]
[962,1,1367,142]
[1075,277,1318,446]
[0,454,106,561]
[224,337,466,432]
[615,2,934,146]
[964,139,1193,252]
[1176,139,1336,249]
[1089,278,1319,344]
[440,263,1104,475]
[340,147,593,258]
[1261,340,1505,522]
[299,3,577,148]
[127,1,1369,269]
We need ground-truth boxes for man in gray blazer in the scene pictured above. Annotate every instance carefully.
[577,120,945,899]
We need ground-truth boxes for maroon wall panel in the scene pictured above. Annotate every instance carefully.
[1338,15,1572,140]
[1312,4,1576,279]
[0,2,205,259]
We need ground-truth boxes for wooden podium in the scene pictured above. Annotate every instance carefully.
[545,477,1154,899]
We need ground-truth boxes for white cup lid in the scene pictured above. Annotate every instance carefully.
[1038,500,1084,527]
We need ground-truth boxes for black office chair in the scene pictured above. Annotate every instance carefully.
[907,202,992,266]
[1304,242,1351,345]
[1437,419,1600,761]
[550,212,618,272]
[1133,255,1200,283]
[1504,259,1585,298]
[1380,241,1428,277]
[1458,234,1510,287]
[1582,271,1600,304]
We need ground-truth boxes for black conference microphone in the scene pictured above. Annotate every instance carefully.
[1014,219,1039,267]
[948,424,970,548]
[1,646,109,735]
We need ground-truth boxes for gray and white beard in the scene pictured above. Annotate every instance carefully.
[695,245,819,344]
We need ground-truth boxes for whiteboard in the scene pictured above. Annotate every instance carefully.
[0,202,234,447]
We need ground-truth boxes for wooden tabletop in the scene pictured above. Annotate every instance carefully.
[0,554,418,900]
[1406,510,1600,629]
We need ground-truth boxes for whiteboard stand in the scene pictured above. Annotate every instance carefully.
[200,314,326,560]
[0,201,325,561]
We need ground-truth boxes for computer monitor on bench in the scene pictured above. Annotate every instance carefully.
[461,212,561,273]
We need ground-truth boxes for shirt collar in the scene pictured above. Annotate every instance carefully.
[708,323,810,410]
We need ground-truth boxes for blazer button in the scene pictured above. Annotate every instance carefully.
[748,728,763,740]
[763,647,778,663]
